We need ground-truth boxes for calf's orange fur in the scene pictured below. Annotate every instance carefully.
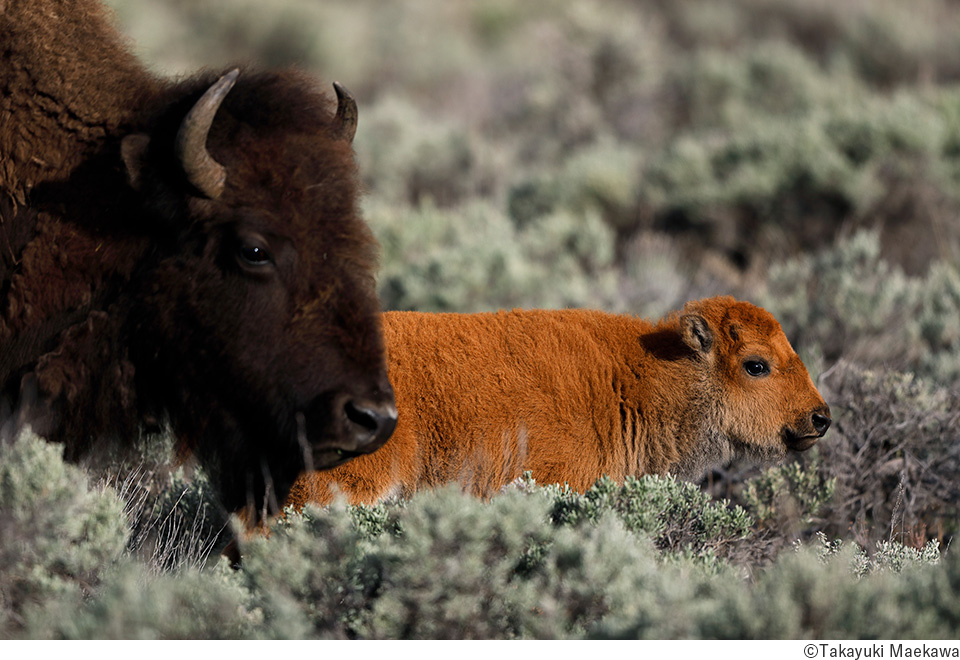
[286,296,830,507]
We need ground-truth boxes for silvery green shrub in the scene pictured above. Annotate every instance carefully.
[765,231,960,384]
[370,199,618,312]
[548,474,752,560]
[0,429,128,634]
[815,362,960,546]
[24,562,255,640]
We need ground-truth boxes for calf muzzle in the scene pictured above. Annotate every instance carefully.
[811,411,831,436]
[783,404,831,451]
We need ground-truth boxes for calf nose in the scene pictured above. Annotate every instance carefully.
[812,412,831,437]
[344,396,398,451]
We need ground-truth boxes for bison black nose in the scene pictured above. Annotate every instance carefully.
[303,389,397,469]
[812,412,831,437]
[343,397,398,450]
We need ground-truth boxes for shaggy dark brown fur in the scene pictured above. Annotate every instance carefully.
[0,0,396,522]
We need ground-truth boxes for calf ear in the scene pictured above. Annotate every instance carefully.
[120,133,151,190]
[680,313,714,355]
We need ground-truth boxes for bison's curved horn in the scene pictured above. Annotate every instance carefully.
[176,68,239,199]
[333,82,358,143]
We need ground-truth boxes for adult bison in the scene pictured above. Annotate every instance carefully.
[286,296,831,507]
[0,0,396,523]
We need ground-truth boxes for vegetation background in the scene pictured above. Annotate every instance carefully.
[3,0,960,639]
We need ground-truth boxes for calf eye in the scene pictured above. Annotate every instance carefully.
[238,244,272,267]
[743,359,770,377]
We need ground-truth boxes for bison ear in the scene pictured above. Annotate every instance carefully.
[680,313,714,355]
[120,133,151,191]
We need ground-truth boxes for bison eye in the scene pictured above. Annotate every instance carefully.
[238,244,272,267]
[743,359,770,377]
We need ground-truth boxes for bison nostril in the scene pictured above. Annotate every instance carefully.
[812,413,831,436]
[345,400,377,432]
[344,398,398,445]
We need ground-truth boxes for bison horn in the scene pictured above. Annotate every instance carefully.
[176,68,240,199]
[333,81,358,143]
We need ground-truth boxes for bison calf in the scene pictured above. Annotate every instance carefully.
[286,296,831,507]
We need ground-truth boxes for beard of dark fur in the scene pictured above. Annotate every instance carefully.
[179,396,307,526]
[130,319,307,526]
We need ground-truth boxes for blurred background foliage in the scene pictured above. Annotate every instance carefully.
[3,0,960,638]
